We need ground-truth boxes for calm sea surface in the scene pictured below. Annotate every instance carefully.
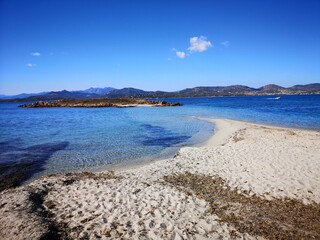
[1,95,319,181]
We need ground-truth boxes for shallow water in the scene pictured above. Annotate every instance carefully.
[0,94,319,181]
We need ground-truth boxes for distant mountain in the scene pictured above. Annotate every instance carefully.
[42,90,99,99]
[104,88,151,98]
[103,88,174,98]
[3,90,100,102]
[0,92,48,100]
[258,84,285,93]
[0,88,115,100]
[177,85,256,97]
[1,83,319,102]
[288,83,320,92]
[102,84,320,98]
[77,87,115,94]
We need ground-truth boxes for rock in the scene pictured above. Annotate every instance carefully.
[19,98,182,108]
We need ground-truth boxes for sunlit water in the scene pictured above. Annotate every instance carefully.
[1,95,319,180]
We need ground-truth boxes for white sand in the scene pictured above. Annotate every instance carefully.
[180,119,320,203]
[1,118,319,239]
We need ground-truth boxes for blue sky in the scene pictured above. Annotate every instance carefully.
[0,0,319,95]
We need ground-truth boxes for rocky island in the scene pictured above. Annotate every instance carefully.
[19,98,182,108]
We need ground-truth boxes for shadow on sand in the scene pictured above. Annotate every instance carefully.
[0,140,69,192]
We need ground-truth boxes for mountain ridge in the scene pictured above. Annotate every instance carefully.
[75,87,115,95]
[1,83,320,102]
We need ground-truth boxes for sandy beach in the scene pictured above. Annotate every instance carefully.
[1,118,320,239]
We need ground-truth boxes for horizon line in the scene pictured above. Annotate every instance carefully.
[1,82,320,96]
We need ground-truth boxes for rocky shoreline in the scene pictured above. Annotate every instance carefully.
[19,98,182,108]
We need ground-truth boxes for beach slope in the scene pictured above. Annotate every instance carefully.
[1,119,319,239]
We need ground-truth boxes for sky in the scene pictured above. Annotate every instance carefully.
[0,0,319,95]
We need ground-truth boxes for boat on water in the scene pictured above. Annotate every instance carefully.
[275,97,281,100]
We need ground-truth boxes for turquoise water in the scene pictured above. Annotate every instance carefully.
[0,95,319,181]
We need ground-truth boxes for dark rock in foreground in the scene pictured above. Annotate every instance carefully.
[19,98,182,108]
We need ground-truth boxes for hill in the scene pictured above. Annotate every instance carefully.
[76,87,115,95]
[1,83,319,102]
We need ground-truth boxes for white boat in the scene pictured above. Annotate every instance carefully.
[275,97,281,100]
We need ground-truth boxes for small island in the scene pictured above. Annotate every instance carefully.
[19,98,182,108]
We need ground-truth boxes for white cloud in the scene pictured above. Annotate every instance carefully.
[31,52,41,56]
[176,51,186,59]
[188,36,212,53]
[26,63,36,67]
[221,41,230,47]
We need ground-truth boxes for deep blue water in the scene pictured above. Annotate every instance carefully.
[0,95,319,182]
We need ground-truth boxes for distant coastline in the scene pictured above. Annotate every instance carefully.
[1,83,320,102]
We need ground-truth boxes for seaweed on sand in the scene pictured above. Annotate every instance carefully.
[164,172,320,240]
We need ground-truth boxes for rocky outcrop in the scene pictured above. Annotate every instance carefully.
[19,98,182,108]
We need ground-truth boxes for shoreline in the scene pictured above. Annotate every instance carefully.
[90,117,215,173]
[1,118,320,239]
[21,116,320,185]
[18,98,182,108]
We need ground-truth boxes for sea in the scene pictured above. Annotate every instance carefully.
[1,94,319,183]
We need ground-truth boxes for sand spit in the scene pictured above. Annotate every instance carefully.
[1,119,320,239]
